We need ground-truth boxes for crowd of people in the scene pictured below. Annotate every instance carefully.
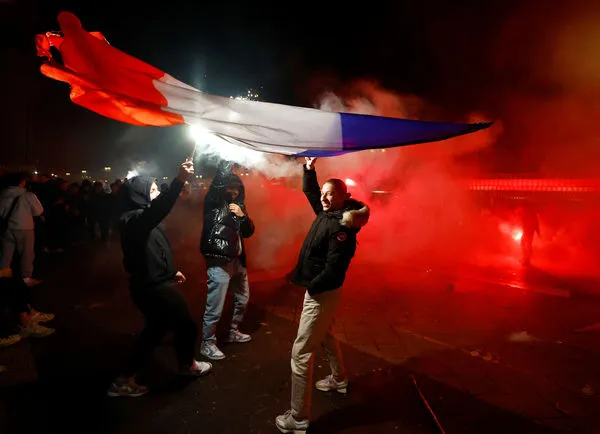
[0,173,123,367]
[0,157,370,434]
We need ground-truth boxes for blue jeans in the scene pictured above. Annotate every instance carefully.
[202,258,249,343]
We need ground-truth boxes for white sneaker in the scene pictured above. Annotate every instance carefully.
[180,359,213,376]
[31,310,55,323]
[0,334,22,348]
[315,374,348,393]
[20,324,55,338]
[200,342,225,360]
[275,410,309,433]
[224,329,252,343]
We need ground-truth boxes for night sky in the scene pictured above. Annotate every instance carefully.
[2,0,598,177]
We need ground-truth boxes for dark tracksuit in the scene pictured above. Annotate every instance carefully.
[0,275,31,337]
[120,176,197,374]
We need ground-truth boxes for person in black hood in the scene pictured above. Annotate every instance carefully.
[199,160,255,360]
[276,157,370,433]
[108,159,212,398]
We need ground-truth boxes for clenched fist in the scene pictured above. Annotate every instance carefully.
[229,203,244,217]
[304,157,317,171]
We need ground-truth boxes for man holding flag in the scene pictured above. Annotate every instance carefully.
[276,157,370,433]
[108,159,212,398]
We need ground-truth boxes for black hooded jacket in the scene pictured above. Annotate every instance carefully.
[120,176,184,289]
[292,166,370,295]
[200,160,255,266]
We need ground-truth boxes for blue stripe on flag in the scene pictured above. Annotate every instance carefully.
[339,113,492,150]
[292,149,360,157]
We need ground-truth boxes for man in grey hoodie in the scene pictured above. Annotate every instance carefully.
[0,173,44,286]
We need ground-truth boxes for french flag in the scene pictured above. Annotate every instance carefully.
[36,12,492,157]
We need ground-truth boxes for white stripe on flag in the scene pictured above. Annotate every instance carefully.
[154,78,344,154]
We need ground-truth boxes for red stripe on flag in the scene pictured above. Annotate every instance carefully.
[36,12,184,127]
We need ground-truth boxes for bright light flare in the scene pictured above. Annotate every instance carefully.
[126,170,139,179]
[513,230,523,242]
[499,222,523,244]
[345,178,356,187]
[188,124,263,165]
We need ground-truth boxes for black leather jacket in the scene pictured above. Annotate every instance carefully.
[200,160,255,266]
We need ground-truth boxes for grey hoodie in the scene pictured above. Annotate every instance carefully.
[0,187,43,231]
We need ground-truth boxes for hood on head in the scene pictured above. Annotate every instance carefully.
[227,174,246,203]
[341,198,370,229]
[122,176,155,211]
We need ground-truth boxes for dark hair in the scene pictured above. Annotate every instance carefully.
[324,178,348,195]
[7,172,27,187]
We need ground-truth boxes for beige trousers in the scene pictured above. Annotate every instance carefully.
[290,289,345,420]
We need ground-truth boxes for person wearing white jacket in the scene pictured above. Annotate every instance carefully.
[0,173,44,286]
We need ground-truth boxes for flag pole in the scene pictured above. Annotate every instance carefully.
[190,141,197,163]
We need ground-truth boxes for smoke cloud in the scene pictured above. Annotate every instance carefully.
[124,160,160,180]
[190,126,300,180]
[412,0,600,279]
[178,1,600,283]
[483,1,600,278]
[231,79,497,274]
[440,0,600,176]
[309,81,495,270]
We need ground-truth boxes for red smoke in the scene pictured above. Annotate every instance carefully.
[179,2,600,288]
[235,79,498,278]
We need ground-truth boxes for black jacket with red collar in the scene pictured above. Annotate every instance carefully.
[292,166,370,295]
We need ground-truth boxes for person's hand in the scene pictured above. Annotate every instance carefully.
[305,157,317,170]
[175,271,186,283]
[177,158,194,182]
[229,203,244,217]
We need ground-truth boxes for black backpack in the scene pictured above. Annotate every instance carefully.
[0,194,23,236]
